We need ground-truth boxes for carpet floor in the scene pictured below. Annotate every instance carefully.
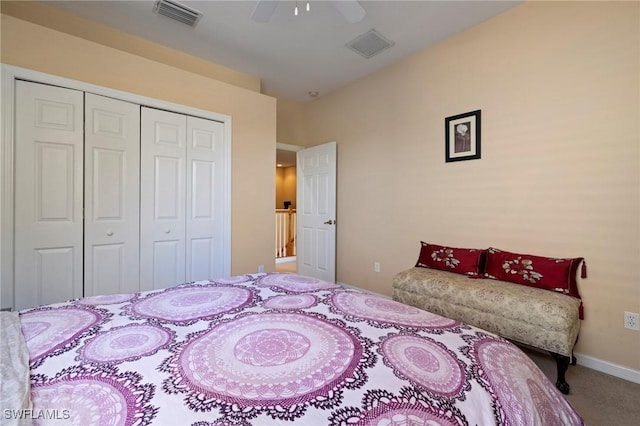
[523,347,640,425]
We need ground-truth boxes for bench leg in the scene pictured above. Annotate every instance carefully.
[550,352,571,395]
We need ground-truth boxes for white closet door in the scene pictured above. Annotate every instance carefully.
[84,94,140,296]
[186,116,225,281]
[140,107,187,290]
[14,81,84,310]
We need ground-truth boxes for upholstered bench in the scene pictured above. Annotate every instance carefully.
[392,243,585,395]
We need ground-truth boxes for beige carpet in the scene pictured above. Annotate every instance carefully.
[523,347,640,425]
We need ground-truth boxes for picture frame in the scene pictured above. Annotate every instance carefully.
[445,110,481,162]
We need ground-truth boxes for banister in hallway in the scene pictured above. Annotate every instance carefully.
[275,208,296,258]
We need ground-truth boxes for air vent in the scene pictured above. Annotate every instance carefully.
[153,0,203,27]
[346,29,394,59]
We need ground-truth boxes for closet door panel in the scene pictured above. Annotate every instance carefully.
[14,81,84,310]
[84,94,140,296]
[141,107,187,290]
[186,116,225,281]
[35,248,75,305]
[153,241,182,288]
[155,156,182,219]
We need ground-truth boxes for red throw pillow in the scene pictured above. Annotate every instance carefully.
[484,247,583,299]
[415,242,485,277]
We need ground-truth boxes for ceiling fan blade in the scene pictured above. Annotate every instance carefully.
[251,1,279,23]
[332,0,366,23]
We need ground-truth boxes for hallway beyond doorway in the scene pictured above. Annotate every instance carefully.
[275,259,296,273]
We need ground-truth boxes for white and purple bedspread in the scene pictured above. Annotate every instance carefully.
[17,273,583,425]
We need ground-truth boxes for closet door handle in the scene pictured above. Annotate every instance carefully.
[165,229,171,234]
[323,220,335,225]
[106,230,114,236]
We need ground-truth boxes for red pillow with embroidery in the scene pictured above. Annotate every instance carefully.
[415,242,485,277]
[484,247,584,299]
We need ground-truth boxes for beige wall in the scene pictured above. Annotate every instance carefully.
[276,96,309,146]
[1,1,260,93]
[297,1,640,370]
[3,0,638,372]
[275,167,297,210]
[1,12,277,275]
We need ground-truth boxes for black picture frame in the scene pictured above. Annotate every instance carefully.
[445,110,481,162]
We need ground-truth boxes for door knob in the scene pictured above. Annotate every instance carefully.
[165,229,171,234]
[106,230,114,236]
[323,220,336,225]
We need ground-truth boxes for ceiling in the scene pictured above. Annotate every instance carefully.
[47,1,522,103]
[276,148,298,168]
[45,1,522,167]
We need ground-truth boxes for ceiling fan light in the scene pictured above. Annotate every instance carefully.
[294,5,298,16]
[306,2,310,12]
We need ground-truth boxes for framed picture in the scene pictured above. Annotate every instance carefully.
[445,110,481,162]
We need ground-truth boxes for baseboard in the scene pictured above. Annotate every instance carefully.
[573,352,640,384]
[275,256,296,264]
[337,281,640,385]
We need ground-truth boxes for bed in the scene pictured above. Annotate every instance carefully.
[4,272,583,425]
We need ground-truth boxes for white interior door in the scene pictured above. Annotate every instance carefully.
[140,107,187,290]
[14,81,84,309]
[84,93,140,296]
[186,116,225,281]
[296,141,337,282]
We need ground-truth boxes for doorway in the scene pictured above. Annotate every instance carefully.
[275,143,302,273]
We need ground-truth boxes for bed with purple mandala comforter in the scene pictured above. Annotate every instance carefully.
[13,273,583,425]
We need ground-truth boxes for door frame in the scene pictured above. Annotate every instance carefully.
[1,64,232,310]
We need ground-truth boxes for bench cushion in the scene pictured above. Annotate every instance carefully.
[415,242,485,277]
[484,247,584,299]
[392,267,581,357]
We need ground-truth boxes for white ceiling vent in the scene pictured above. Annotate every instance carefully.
[345,29,395,59]
[153,0,203,27]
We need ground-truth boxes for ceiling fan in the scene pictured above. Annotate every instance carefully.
[251,0,366,23]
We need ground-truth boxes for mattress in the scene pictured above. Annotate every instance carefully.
[7,273,583,425]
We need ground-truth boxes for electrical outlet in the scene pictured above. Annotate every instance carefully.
[624,312,640,331]
[374,262,380,273]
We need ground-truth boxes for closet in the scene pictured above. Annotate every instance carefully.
[12,79,228,310]
[140,108,225,291]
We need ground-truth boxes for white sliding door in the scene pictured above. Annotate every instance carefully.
[186,116,226,281]
[140,107,187,290]
[84,94,140,296]
[14,81,84,310]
